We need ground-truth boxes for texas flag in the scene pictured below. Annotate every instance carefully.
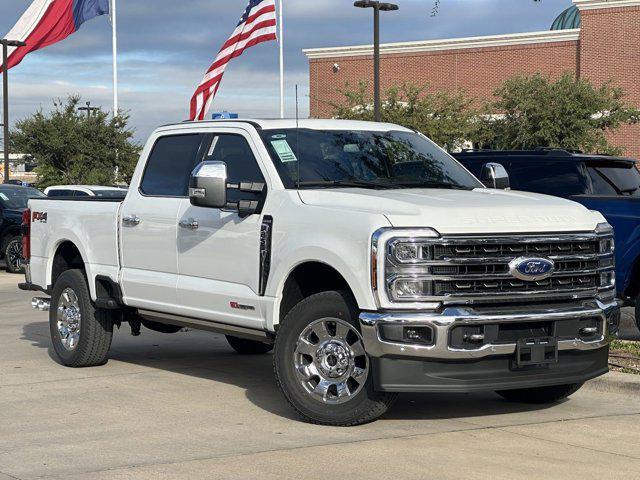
[0,0,110,72]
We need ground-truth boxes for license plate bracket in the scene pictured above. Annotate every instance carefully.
[515,337,558,367]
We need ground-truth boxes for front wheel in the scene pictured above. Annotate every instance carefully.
[3,235,24,274]
[496,383,584,404]
[49,269,114,367]
[274,291,397,426]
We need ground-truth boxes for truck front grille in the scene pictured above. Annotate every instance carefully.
[385,233,615,305]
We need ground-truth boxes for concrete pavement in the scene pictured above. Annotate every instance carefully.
[1,270,639,480]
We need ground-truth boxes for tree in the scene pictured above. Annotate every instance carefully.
[473,73,640,154]
[332,82,477,150]
[11,96,141,188]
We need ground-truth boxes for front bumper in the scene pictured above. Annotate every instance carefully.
[360,300,619,392]
[360,299,618,360]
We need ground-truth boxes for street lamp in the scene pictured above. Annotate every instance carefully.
[1,39,26,184]
[354,1,399,123]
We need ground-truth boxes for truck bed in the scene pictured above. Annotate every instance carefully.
[28,198,123,294]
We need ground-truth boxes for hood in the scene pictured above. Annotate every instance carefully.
[298,188,603,235]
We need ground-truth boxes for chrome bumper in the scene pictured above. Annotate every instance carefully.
[359,299,619,360]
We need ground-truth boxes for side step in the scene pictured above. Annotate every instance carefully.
[137,309,273,344]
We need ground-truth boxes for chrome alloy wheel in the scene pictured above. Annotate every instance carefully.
[6,239,22,272]
[294,318,369,404]
[56,288,82,351]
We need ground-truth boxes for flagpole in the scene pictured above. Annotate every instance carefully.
[112,0,118,117]
[279,0,284,119]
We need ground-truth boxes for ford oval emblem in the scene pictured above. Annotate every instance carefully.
[509,257,555,281]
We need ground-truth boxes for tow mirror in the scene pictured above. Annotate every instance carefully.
[481,163,510,190]
[189,161,228,208]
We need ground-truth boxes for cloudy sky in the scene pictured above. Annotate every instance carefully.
[1,0,572,142]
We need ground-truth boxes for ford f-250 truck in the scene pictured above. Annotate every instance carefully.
[20,119,620,426]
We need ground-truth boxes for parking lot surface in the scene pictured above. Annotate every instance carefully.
[1,270,639,480]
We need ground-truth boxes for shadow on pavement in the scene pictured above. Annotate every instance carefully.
[22,321,557,423]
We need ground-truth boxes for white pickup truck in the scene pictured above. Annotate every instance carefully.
[20,119,620,426]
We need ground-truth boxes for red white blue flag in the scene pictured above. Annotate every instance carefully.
[1,0,110,72]
[190,0,278,121]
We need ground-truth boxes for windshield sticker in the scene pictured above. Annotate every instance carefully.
[0,193,8,201]
[271,139,298,163]
[343,144,360,153]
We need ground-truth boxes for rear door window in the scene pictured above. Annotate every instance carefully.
[140,134,204,197]
[506,161,589,197]
[587,163,640,197]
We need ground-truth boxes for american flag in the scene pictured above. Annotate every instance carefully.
[190,0,278,121]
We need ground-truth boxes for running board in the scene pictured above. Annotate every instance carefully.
[136,310,273,344]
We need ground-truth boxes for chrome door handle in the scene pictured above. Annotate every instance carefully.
[122,215,141,226]
[179,218,199,230]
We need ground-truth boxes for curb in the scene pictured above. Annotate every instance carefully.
[584,371,640,395]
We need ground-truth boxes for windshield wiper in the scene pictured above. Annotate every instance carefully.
[393,181,474,191]
[296,180,395,190]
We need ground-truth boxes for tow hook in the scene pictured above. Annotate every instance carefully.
[31,297,51,311]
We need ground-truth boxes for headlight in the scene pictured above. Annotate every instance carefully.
[371,228,441,310]
[388,277,433,301]
[389,240,432,264]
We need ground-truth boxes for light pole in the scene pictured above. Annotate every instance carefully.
[354,1,399,123]
[1,39,26,184]
[78,101,100,119]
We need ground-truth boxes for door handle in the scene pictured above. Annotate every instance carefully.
[179,218,199,230]
[122,215,141,227]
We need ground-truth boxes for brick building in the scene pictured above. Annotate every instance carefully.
[304,0,640,157]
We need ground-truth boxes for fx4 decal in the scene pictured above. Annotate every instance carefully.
[32,212,48,223]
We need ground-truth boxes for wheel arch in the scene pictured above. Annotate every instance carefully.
[269,256,371,331]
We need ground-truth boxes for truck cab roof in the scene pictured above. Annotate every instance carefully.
[159,118,413,133]
[454,149,637,165]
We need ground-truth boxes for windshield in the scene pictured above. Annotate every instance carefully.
[0,187,45,210]
[260,129,483,190]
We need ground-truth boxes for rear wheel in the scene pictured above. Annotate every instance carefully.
[225,335,273,354]
[274,291,397,426]
[496,383,584,404]
[49,269,114,367]
[3,235,23,274]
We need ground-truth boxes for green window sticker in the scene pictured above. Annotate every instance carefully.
[0,193,8,201]
[271,139,298,163]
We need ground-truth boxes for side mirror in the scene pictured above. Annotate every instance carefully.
[481,162,510,190]
[189,161,228,208]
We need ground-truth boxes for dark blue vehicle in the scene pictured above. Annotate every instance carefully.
[0,184,45,274]
[454,149,640,329]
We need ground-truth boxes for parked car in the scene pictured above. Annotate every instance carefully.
[44,185,128,198]
[454,149,640,330]
[0,184,45,273]
[20,120,619,425]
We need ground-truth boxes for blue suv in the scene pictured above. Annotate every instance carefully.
[455,149,640,330]
[0,184,45,273]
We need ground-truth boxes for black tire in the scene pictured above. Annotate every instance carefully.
[225,335,273,354]
[49,269,114,367]
[496,383,584,404]
[635,301,640,333]
[3,235,24,274]
[274,290,397,426]
[141,319,183,334]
